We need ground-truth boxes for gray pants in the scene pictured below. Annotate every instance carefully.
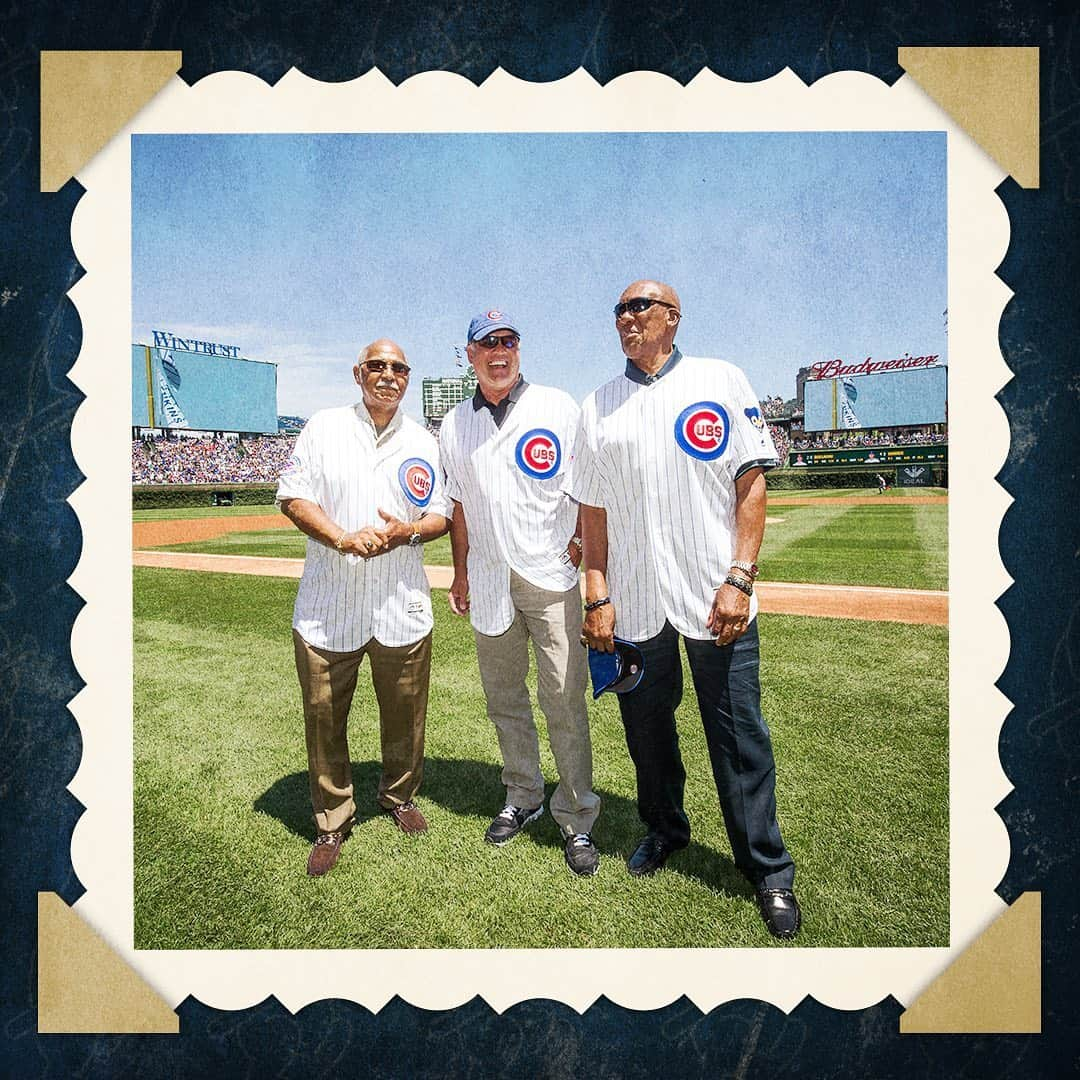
[474,572,600,837]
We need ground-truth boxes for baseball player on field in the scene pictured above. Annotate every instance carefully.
[440,309,602,877]
[570,280,801,938]
[277,339,450,877]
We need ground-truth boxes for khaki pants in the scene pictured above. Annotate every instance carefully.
[474,572,600,837]
[293,629,431,835]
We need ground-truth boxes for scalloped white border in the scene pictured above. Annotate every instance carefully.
[65,66,1012,1015]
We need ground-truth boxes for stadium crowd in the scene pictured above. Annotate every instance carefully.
[767,423,791,463]
[790,427,946,451]
[132,434,297,484]
[132,416,943,485]
[760,395,790,419]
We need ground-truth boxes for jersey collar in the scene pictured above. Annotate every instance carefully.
[624,345,683,386]
[472,375,529,429]
[355,400,404,446]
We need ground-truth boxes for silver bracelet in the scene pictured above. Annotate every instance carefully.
[730,559,759,580]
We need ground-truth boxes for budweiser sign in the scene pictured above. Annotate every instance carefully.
[807,354,940,380]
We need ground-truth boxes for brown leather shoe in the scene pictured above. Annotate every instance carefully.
[387,800,428,834]
[307,829,348,877]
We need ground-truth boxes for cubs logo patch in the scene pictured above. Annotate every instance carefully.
[514,429,561,479]
[398,457,435,507]
[674,401,730,461]
[744,406,765,431]
[486,309,503,319]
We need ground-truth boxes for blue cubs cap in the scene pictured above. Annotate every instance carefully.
[468,308,521,342]
[588,637,646,699]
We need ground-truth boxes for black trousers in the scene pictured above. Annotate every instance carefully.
[617,620,795,889]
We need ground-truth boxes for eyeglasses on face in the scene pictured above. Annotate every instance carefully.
[613,297,679,318]
[364,359,411,376]
[474,334,520,350]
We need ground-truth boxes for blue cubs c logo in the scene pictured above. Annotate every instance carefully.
[398,457,434,507]
[514,429,561,479]
[674,402,730,460]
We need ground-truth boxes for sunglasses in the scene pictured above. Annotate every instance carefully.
[613,297,679,318]
[474,334,520,350]
[363,359,411,376]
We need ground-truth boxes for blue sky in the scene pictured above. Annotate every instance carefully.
[132,131,946,419]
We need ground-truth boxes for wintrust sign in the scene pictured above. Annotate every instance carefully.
[152,329,241,358]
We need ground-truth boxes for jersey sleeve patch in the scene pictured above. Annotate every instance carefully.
[744,405,766,431]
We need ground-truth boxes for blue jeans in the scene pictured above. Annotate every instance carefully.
[616,620,795,890]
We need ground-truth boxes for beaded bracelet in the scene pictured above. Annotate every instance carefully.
[723,574,753,597]
[584,596,612,612]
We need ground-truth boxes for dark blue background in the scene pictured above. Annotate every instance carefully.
[2,3,1076,1076]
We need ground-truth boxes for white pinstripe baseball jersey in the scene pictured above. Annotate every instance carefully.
[440,382,580,636]
[276,402,449,651]
[568,352,778,642]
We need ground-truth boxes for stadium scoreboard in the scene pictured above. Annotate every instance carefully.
[789,446,948,468]
[803,362,947,433]
[131,343,278,434]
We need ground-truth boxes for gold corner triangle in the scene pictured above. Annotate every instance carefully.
[898,47,1039,189]
[40,50,182,192]
[37,892,179,1034]
[900,892,1041,1034]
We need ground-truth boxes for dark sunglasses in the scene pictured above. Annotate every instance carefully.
[474,334,520,350]
[613,297,679,318]
[364,359,411,376]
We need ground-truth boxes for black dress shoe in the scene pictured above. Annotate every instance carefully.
[627,834,673,877]
[756,887,802,940]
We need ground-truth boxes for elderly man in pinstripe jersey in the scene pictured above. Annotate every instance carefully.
[277,339,450,877]
[571,281,801,939]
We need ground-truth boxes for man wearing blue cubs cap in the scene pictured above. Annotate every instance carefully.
[441,310,602,876]
[571,281,800,939]
[277,339,451,877]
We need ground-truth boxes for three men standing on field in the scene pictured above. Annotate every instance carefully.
[278,294,798,938]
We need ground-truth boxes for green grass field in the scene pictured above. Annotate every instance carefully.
[134,567,948,950]
[760,502,947,589]
[133,504,282,522]
[768,486,948,500]
[140,499,947,590]
[148,528,453,565]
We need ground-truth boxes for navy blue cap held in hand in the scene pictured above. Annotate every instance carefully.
[588,637,645,699]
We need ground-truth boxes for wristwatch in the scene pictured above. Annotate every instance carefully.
[408,529,423,547]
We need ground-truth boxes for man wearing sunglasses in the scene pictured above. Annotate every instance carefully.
[571,281,800,939]
[277,338,450,877]
[440,309,601,877]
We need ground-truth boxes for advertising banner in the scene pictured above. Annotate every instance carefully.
[896,463,935,486]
